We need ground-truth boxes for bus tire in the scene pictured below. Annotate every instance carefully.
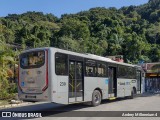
[130,88,136,99]
[91,90,101,106]
[130,90,134,99]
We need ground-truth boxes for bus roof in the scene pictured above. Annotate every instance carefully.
[22,47,136,67]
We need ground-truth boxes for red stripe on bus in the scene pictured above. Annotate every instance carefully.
[42,50,49,91]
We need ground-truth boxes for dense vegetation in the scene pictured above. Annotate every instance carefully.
[0,40,18,99]
[0,0,160,99]
[1,0,160,63]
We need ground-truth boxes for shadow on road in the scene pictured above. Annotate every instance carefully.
[0,93,158,118]
[139,92,160,97]
[0,97,133,118]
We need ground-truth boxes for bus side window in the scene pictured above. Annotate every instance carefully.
[76,62,82,79]
[55,53,68,75]
[97,63,106,77]
[118,65,127,78]
[85,59,97,77]
[128,67,136,79]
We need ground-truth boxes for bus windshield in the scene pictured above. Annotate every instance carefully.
[20,51,45,68]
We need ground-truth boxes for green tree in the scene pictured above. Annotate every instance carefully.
[107,34,124,55]
[0,40,16,99]
[59,18,90,40]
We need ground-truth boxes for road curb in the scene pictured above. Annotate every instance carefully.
[0,102,31,109]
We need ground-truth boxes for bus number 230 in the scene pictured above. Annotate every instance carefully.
[60,82,66,86]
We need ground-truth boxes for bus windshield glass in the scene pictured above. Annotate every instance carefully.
[20,51,45,68]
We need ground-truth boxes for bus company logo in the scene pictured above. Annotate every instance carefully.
[126,82,131,85]
[2,112,11,117]
[131,80,136,83]
[119,82,125,85]
[21,81,25,86]
[105,79,108,84]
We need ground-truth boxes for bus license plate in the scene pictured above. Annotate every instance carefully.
[25,95,36,98]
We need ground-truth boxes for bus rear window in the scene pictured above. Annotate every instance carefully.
[20,51,45,68]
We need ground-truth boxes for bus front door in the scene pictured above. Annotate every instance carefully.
[136,70,141,94]
[108,67,117,98]
[69,60,84,103]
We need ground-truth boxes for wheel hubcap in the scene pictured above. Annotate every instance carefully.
[94,94,100,103]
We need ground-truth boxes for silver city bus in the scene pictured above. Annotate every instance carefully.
[18,47,143,106]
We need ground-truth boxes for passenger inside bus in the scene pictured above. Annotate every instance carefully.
[76,64,82,79]
[88,68,93,76]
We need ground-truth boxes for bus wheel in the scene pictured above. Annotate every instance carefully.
[130,88,136,99]
[91,90,101,106]
[130,90,134,99]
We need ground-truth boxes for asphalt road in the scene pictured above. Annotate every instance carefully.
[0,93,160,120]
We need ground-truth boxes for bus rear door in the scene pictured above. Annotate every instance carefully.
[108,66,117,98]
[69,56,84,103]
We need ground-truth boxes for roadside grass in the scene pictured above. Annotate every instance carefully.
[0,100,9,106]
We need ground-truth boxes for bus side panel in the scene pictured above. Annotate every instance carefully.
[84,77,109,102]
[50,49,68,104]
[48,49,53,102]
[49,49,58,103]
[124,79,133,96]
[117,78,136,97]
[117,78,125,97]
[55,76,68,104]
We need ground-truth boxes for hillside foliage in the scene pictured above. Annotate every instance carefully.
[1,0,160,63]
